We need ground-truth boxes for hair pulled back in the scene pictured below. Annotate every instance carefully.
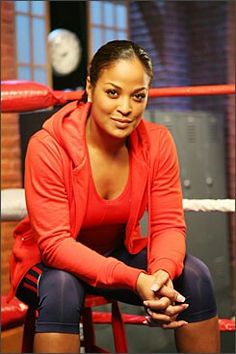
[81,40,153,102]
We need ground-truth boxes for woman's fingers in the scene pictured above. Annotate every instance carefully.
[164,303,189,316]
[151,272,186,304]
[157,285,186,303]
[143,316,188,329]
[146,303,189,320]
[161,320,188,329]
[144,297,171,311]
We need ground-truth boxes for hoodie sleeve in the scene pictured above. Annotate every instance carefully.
[25,133,142,291]
[148,127,186,279]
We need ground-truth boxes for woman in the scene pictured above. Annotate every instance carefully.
[10,40,219,353]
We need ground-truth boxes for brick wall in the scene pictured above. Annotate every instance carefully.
[1,1,22,294]
[129,0,191,110]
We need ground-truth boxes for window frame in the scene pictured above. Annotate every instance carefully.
[87,0,130,61]
[14,1,52,86]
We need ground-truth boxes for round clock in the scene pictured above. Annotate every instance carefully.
[48,28,82,76]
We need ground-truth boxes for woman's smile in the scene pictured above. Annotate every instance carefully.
[111,117,133,129]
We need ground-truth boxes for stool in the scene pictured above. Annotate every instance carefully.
[1,295,28,353]
[21,294,128,353]
[1,295,28,330]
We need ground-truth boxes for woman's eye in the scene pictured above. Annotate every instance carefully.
[106,89,118,98]
[133,93,146,102]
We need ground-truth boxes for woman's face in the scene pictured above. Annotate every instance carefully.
[86,58,151,140]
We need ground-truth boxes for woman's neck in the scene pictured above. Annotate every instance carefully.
[86,116,128,156]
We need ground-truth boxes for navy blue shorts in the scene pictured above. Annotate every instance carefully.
[16,248,217,334]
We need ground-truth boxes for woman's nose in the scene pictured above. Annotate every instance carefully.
[117,98,132,116]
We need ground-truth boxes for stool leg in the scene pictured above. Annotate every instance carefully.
[21,307,36,353]
[82,307,96,353]
[111,302,128,353]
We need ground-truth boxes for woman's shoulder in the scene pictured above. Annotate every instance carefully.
[28,128,58,149]
[27,128,66,164]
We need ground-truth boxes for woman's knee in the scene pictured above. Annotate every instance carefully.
[175,254,217,302]
[175,255,217,322]
[184,255,214,289]
[37,269,85,324]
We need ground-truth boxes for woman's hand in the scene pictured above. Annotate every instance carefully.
[136,271,188,329]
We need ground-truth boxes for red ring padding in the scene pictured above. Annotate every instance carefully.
[1,80,67,112]
[218,318,236,332]
[1,295,28,330]
[92,312,235,332]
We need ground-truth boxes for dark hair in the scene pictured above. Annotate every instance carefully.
[81,40,153,102]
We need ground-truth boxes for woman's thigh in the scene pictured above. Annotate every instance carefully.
[35,268,86,333]
[17,264,86,333]
[17,248,217,325]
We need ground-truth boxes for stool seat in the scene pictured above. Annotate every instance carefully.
[84,294,112,307]
[1,295,28,330]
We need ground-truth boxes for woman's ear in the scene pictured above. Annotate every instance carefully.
[86,76,92,102]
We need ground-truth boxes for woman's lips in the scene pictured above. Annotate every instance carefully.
[111,117,132,129]
[111,116,133,127]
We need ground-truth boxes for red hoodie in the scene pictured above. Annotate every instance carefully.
[8,101,186,301]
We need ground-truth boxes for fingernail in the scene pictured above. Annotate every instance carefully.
[176,294,186,303]
[151,284,159,292]
[143,300,148,306]
[143,320,148,325]
[145,315,151,321]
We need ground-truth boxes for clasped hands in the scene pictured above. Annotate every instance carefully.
[136,270,189,329]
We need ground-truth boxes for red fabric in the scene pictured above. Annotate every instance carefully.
[79,169,131,255]
[7,101,186,301]
[1,295,28,330]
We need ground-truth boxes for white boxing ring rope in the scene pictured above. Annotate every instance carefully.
[183,199,235,212]
[1,189,235,222]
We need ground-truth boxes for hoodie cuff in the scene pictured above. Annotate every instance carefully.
[112,263,145,291]
[149,259,179,280]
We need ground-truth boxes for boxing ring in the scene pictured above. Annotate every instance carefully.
[1,80,235,335]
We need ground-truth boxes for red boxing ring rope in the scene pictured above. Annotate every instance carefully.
[1,81,235,113]
[148,84,235,97]
[56,84,236,100]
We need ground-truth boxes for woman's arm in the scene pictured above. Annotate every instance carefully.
[148,127,186,279]
[137,126,187,327]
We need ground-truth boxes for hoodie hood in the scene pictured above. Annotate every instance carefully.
[42,101,150,169]
[43,101,91,168]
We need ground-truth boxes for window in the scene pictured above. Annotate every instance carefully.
[14,1,50,85]
[88,1,129,58]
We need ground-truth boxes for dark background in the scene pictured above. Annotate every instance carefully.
[49,1,87,90]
